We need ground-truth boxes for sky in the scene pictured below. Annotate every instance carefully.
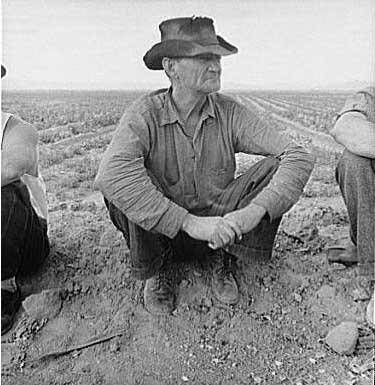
[1,0,374,90]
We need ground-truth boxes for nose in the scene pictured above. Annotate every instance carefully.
[208,57,221,72]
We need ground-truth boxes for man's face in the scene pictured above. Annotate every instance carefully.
[174,54,222,95]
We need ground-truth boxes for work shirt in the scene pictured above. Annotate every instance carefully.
[95,88,315,239]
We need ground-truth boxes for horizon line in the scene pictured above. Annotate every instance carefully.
[2,87,359,92]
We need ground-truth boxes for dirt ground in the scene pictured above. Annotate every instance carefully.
[1,98,374,385]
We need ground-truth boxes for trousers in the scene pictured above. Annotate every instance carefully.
[105,157,283,280]
[1,181,50,280]
[336,150,375,276]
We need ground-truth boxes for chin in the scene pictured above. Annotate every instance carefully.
[204,80,221,94]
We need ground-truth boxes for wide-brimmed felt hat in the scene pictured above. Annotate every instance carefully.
[1,65,6,78]
[143,16,238,70]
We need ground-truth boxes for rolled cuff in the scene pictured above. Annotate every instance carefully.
[151,202,189,239]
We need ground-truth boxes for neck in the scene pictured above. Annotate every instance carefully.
[171,86,207,124]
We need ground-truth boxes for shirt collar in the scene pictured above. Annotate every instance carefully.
[160,88,216,127]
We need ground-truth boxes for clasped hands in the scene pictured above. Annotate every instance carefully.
[181,204,266,250]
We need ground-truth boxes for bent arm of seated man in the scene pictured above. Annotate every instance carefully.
[233,105,316,221]
[330,112,375,158]
[1,120,38,187]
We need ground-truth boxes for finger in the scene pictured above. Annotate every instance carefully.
[217,228,234,247]
[208,236,222,250]
[224,219,242,241]
[209,231,227,249]
[208,241,219,250]
[220,222,237,244]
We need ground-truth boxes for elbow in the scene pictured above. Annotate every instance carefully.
[306,151,316,178]
[93,163,108,194]
[307,150,316,170]
[298,146,316,173]
[93,171,106,194]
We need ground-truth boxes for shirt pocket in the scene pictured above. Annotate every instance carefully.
[206,164,235,190]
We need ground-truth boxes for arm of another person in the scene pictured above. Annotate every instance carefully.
[94,108,240,245]
[1,118,39,187]
[330,112,375,158]
[224,104,316,234]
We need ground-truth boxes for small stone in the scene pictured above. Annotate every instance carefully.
[180,279,189,288]
[317,285,336,300]
[294,293,302,303]
[181,375,189,382]
[352,288,370,301]
[325,321,358,355]
[59,202,68,210]
[329,263,346,271]
[109,338,121,353]
[22,289,62,321]
[202,297,212,308]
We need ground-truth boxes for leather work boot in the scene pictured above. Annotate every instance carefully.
[144,266,175,315]
[1,287,21,335]
[211,252,239,305]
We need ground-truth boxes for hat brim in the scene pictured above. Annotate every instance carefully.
[1,65,6,79]
[143,35,238,70]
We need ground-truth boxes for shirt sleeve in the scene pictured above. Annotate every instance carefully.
[94,107,188,238]
[337,87,375,122]
[232,103,316,220]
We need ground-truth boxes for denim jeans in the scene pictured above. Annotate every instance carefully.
[105,157,282,280]
[336,150,375,277]
[1,181,50,280]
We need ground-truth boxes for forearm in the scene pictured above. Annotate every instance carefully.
[1,159,28,187]
[330,113,375,158]
[1,171,22,187]
[224,203,266,233]
[252,144,315,220]
[1,143,38,187]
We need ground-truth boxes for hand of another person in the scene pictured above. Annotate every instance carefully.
[182,214,242,250]
[224,203,266,235]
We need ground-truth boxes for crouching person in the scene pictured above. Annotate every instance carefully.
[328,87,375,328]
[95,17,315,315]
[1,65,50,334]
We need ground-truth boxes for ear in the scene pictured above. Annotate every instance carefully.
[162,57,179,80]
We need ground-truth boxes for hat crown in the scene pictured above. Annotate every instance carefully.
[159,17,219,46]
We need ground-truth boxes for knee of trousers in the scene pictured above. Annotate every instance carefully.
[336,149,373,182]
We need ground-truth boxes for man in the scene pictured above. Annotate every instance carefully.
[95,17,315,315]
[1,65,50,334]
[328,87,375,328]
